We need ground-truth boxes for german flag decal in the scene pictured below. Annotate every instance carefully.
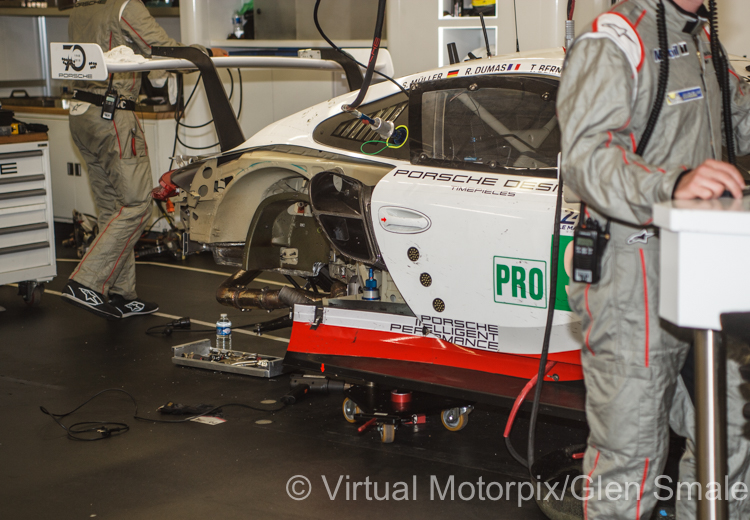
[447,70,459,77]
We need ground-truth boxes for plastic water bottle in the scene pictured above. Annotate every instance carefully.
[232,11,244,39]
[216,313,232,350]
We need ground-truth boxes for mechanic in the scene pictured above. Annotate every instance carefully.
[558,0,750,519]
[61,0,226,319]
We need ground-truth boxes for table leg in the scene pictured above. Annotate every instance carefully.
[694,329,727,520]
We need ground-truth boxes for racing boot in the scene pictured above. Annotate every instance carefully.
[62,280,120,319]
[108,294,159,318]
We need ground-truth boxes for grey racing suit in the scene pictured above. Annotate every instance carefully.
[557,1,750,519]
[67,0,203,299]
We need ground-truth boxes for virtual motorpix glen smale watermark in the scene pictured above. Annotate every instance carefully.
[285,475,750,503]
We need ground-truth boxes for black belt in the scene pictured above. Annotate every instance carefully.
[72,90,136,111]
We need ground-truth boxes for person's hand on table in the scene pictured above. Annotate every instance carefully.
[673,159,745,200]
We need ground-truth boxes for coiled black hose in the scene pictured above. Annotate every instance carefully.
[342,0,387,111]
[636,1,669,157]
[313,0,407,97]
[709,0,736,165]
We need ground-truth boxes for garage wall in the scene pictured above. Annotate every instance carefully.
[387,0,612,79]
[718,0,750,57]
[0,16,44,97]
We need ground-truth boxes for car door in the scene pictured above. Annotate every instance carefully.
[370,73,582,356]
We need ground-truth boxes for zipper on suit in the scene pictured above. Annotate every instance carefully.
[694,33,718,159]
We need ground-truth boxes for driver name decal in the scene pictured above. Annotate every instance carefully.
[402,61,563,87]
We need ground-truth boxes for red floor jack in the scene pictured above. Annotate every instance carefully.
[341,384,474,443]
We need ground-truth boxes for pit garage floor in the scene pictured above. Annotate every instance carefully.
[0,224,596,520]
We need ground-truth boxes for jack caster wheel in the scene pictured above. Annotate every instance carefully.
[380,423,395,443]
[342,397,361,424]
[441,407,469,432]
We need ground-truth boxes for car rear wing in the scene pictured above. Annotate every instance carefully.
[49,42,394,152]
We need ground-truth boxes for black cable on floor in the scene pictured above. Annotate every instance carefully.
[40,388,137,442]
[145,317,290,337]
[41,388,288,441]
[136,402,286,424]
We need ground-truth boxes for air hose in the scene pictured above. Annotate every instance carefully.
[504,168,565,470]
[526,174,565,471]
[636,0,669,157]
[341,0,387,111]
[709,0,736,166]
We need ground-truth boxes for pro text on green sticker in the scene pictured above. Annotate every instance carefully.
[493,256,547,309]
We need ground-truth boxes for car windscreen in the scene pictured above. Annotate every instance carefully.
[409,75,560,177]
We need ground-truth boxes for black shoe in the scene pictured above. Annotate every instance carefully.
[108,294,159,318]
[61,280,120,319]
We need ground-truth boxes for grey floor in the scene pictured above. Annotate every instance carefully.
[1,225,595,520]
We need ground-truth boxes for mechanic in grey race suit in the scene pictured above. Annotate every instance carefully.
[61,0,226,319]
[558,0,750,518]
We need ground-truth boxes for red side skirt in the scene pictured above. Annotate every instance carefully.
[287,321,583,381]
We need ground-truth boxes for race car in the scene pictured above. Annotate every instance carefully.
[155,47,584,383]
[55,38,750,389]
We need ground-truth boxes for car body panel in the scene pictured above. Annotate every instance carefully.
[371,165,582,356]
[174,47,585,379]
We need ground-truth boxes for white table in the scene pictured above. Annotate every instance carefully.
[654,197,750,520]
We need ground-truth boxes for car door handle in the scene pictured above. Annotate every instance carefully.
[377,206,431,234]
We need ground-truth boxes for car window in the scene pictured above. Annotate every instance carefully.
[410,75,560,177]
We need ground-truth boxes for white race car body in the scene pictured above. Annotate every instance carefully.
[217,49,584,381]
[53,42,584,382]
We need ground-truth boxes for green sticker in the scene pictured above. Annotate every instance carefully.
[552,235,573,312]
[493,256,547,309]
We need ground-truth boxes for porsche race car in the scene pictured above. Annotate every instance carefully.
[156,47,584,383]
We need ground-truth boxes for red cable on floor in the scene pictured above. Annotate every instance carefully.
[503,361,557,438]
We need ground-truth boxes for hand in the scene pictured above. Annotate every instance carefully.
[210,48,229,57]
[673,159,745,200]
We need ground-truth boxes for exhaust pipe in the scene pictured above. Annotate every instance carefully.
[216,269,346,311]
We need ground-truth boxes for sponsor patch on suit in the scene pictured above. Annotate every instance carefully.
[666,87,703,106]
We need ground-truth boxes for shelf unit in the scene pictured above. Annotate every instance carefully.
[438,0,497,19]
[386,0,512,78]
[438,25,497,68]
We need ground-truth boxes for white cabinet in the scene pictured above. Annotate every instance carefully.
[0,135,56,288]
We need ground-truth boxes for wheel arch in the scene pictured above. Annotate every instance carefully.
[209,165,309,244]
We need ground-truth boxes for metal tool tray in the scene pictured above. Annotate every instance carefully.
[172,339,286,378]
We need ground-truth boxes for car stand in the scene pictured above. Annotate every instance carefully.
[341,383,473,443]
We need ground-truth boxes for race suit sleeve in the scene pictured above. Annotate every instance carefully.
[120,0,206,56]
[558,37,684,226]
[727,60,750,156]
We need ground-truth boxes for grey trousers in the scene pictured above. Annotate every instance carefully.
[568,234,750,520]
[68,105,152,300]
